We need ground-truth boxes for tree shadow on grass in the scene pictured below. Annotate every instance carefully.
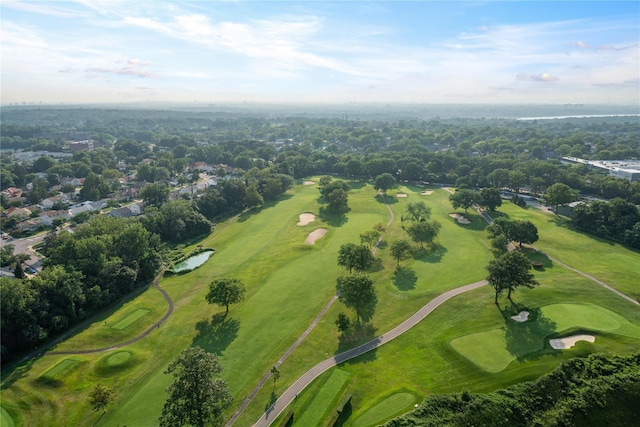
[411,244,447,264]
[498,302,557,361]
[237,195,294,223]
[265,391,278,412]
[459,215,490,232]
[318,207,349,227]
[192,313,240,356]
[521,247,553,270]
[393,266,417,291]
[335,322,379,364]
[367,257,384,273]
[375,194,397,205]
[1,357,36,390]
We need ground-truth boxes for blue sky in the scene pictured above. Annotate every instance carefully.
[1,1,638,105]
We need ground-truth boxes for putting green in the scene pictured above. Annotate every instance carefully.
[451,303,640,373]
[111,309,150,330]
[351,392,417,427]
[293,369,351,427]
[107,351,131,366]
[541,304,620,333]
[450,329,519,373]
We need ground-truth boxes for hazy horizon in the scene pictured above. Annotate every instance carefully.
[2,1,639,106]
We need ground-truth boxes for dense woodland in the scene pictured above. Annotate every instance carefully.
[385,352,640,427]
[1,107,639,365]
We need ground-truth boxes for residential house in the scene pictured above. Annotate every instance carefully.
[39,194,70,210]
[68,200,104,218]
[15,218,42,232]
[4,207,32,220]
[40,210,70,226]
[108,206,134,219]
[189,161,215,173]
[60,177,84,187]
[2,187,23,201]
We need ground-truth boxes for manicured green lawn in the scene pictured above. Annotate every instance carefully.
[2,183,639,427]
[350,391,418,427]
[292,369,351,427]
[110,309,150,330]
[450,303,640,373]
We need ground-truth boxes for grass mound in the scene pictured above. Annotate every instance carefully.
[351,391,418,427]
[37,359,82,387]
[95,351,140,377]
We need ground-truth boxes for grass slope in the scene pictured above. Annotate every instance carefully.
[1,186,639,427]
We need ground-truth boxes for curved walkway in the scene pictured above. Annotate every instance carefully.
[253,280,488,427]
[48,271,173,355]
[227,192,397,425]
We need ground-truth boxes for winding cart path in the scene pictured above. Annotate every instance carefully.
[252,280,488,427]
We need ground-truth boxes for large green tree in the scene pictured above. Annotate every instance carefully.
[373,173,397,195]
[390,239,412,267]
[206,278,246,315]
[486,250,539,303]
[337,243,374,273]
[478,187,502,212]
[140,182,170,207]
[359,230,381,249]
[543,183,578,214]
[160,346,233,427]
[336,274,377,323]
[449,189,477,213]
[405,201,431,222]
[406,221,441,248]
[87,383,115,413]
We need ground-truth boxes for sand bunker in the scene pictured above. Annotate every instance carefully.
[297,213,316,226]
[511,311,530,322]
[396,193,408,198]
[420,191,434,195]
[305,228,327,245]
[449,213,471,224]
[549,334,595,350]
[303,180,315,185]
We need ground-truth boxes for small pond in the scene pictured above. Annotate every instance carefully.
[170,250,215,273]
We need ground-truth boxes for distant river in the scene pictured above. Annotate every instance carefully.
[517,114,640,121]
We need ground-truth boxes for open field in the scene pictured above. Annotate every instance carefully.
[1,181,639,427]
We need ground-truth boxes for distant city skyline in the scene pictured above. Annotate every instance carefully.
[1,1,639,105]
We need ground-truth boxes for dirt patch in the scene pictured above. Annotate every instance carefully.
[549,334,595,349]
[396,193,408,198]
[297,213,316,226]
[303,180,315,185]
[511,311,529,322]
[420,191,434,195]
[305,229,327,245]
[449,213,471,224]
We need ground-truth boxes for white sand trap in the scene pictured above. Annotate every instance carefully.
[449,213,471,224]
[396,193,408,198]
[420,191,434,195]
[303,180,315,185]
[305,228,327,245]
[297,213,316,226]
[549,334,595,350]
[511,311,530,322]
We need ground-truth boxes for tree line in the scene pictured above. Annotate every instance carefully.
[385,351,640,427]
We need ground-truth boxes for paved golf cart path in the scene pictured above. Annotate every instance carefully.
[250,189,639,426]
[225,193,396,426]
[251,279,488,427]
